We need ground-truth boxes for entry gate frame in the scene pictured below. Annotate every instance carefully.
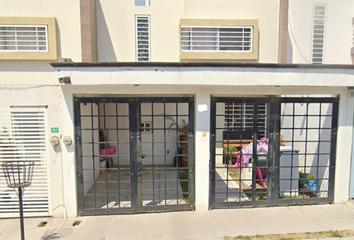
[210,97,338,209]
[74,97,195,215]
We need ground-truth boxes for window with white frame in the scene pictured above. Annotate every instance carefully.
[141,122,152,133]
[135,0,149,6]
[224,103,267,137]
[0,25,48,52]
[311,5,326,64]
[180,26,253,52]
[136,16,150,62]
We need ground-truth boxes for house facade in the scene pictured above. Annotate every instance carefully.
[0,0,354,218]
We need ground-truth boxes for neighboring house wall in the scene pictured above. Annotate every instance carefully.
[0,0,81,85]
[0,86,65,217]
[289,0,354,64]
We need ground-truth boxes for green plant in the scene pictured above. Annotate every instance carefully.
[328,230,343,238]
[224,145,238,153]
[224,145,238,161]
[166,116,189,136]
[179,172,189,203]
[306,174,316,180]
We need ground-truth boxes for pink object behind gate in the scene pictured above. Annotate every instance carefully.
[100,146,117,157]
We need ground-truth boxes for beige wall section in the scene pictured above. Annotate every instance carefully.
[0,17,58,61]
[0,62,55,84]
[289,0,354,64]
[97,0,184,62]
[0,0,82,62]
[184,0,279,63]
[0,0,81,84]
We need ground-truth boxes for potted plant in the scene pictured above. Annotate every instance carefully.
[166,116,189,167]
[306,174,318,192]
[166,117,189,142]
[224,145,238,165]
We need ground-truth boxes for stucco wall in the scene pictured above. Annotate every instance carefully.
[184,0,279,63]
[289,0,354,64]
[0,85,65,217]
[97,0,184,62]
[0,0,81,84]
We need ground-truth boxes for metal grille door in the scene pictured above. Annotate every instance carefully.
[139,98,194,212]
[210,97,338,208]
[277,98,338,204]
[75,97,194,215]
[210,98,272,208]
[0,107,51,217]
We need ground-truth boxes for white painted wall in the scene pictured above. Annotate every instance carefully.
[0,85,65,217]
[1,66,353,217]
[289,0,354,64]
[94,102,189,166]
[55,66,354,87]
[59,82,352,214]
[281,100,334,197]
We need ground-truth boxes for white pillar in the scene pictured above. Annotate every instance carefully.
[348,89,354,198]
[195,92,211,211]
[334,89,353,203]
[60,89,78,217]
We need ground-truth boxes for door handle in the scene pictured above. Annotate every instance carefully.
[141,154,147,159]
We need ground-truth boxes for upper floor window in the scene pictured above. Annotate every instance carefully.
[0,17,57,61]
[136,15,150,62]
[135,0,149,6]
[180,26,253,52]
[179,19,258,62]
[0,25,48,52]
[311,5,326,64]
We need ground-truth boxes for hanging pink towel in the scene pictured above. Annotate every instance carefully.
[235,152,243,168]
[256,168,266,188]
[100,146,117,157]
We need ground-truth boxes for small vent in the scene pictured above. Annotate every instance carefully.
[311,5,326,64]
[136,16,150,62]
[0,25,48,52]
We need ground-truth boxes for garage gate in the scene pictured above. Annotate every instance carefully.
[210,97,338,208]
[74,97,194,215]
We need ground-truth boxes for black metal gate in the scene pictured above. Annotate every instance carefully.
[210,97,338,208]
[75,97,194,215]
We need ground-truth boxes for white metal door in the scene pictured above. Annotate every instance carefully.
[0,106,51,217]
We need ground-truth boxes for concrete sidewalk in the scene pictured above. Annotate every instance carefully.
[1,201,354,240]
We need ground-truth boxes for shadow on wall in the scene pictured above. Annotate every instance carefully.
[97,0,117,62]
[287,32,293,63]
[0,62,53,72]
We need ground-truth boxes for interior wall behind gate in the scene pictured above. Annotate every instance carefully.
[92,102,189,166]
[281,102,333,196]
